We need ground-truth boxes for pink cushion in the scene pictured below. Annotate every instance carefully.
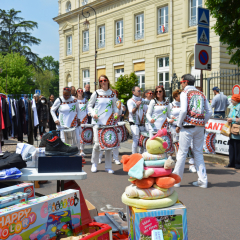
[144,167,172,177]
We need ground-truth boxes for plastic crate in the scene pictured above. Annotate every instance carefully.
[73,222,112,240]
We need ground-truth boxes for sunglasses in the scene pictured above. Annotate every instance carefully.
[180,80,189,84]
[137,90,141,93]
[63,87,71,91]
[148,93,153,95]
[77,90,83,92]
[99,79,108,83]
[156,91,163,93]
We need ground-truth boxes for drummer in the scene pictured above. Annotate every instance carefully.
[51,87,81,149]
[76,88,89,156]
[88,75,119,173]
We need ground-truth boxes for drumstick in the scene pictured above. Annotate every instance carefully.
[153,107,167,121]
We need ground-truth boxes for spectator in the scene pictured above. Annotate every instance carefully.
[211,86,229,118]
[71,86,76,97]
[48,94,56,131]
[84,84,92,123]
[39,97,49,137]
[226,94,240,169]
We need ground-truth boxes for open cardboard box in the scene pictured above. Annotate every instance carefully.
[85,199,98,220]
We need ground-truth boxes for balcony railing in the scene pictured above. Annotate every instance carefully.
[82,45,89,52]
[189,17,197,27]
[158,24,168,34]
[67,49,72,56]
[82,0,88,6]
[98,41,105,49]
[115,36,124,45]
[135,31,144,40]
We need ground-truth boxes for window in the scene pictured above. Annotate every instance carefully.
[157,57,170,96]
[82,0,88,6]
[135,71,145,91]
[115,68,124,82]
[83,70,90,88]
[67,36,72,56]
[135,14,144,40]
[189,0,202,27]
[98,25,105,49]
[66,1,71,12]
[115,20,123,45]
[83,31,89,52]
[158,6,168,34]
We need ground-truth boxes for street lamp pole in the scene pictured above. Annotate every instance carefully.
[82,6,97,91]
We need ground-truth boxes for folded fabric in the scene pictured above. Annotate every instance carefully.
[0,168,22,180]
[128,158,144,180]
[125,184,174,199]
[144,159,167,167]
[152,184,168,192]
[16,143,36,161]
[121,191,178,209]
[0,152,26,170]
[144,167,171,177]
[142,152,167,161]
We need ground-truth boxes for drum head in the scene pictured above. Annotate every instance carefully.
[98,127,119,150]
[81,127,93,144]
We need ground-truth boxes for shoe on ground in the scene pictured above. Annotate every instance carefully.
[189,165,197,173]
[79,152,86,156]
[39,132,53,147]
[105,169,114,174]
[174,183,180,188]
[224,164,235,168]
[91,164,97,173]
[114,159,121,165]
[45,136,79,156]
[192,180,208,188]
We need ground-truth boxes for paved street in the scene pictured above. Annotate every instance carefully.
[3,140,240,240]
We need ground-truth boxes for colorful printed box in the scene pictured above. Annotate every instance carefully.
[0,189,81,240]
[0,192,28,209]
[0,183,35,200]
[127,202,188,240]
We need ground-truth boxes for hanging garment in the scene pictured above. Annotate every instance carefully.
[2,98,11,140]
[28,100,34,145]
[32,98,39,127]
[17,99,24,142]
[48,101,56,131]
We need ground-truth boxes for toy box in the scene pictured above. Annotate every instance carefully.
[0,192,28,209]
[0,189,81,240]
[0,183,35,200]
[127,202,188,240]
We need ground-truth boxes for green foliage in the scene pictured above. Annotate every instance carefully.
[0,8,41,70]
[112,72,138,104]
[205,0,240,66]
[0,52,35,94]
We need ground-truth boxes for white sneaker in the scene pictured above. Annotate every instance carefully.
[192,180,208,188]
[79,152,86,156]
[105,169,114,174]
[174,183,181,188]
[189,165,197,173]
[114,160,121,165]
[98,159,102,164]
[91,164,97,173]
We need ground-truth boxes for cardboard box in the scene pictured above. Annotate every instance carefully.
[0,183,35,200]
[0,189,81,240]
[127,202,188,240]
[85,200,98,220]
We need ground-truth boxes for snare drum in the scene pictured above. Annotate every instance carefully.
[116,122,129,142]
[98,125,119,150]
[63,128,77,147]
[81,125,93,145]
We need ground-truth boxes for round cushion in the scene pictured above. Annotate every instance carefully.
[144,167,172,177]
[144,159,167,167]
[121,191,178,209]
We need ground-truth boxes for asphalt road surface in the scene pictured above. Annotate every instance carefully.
[35,142,240,240]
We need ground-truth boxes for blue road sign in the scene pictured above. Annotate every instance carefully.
[197,7,210,27]
[197,26,210,45]
[35,89,41,95]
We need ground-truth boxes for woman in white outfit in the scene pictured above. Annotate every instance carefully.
[51,87,81,149]
[143,90,153,132]
[146,86,171,138]
[76,88,89,156]
[88,75,119,173]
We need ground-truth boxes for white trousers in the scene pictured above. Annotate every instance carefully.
[57,126,80,149]
[91,125,112,169]
[173,126,208,184]
[130,125,145,154]
[99,147,120,161]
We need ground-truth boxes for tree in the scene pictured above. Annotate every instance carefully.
[0,52,35,94]
[112,72,138,104]
[205,0,240,66]
[0,9,41,69]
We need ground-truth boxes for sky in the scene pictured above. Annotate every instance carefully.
[1,0,60,60]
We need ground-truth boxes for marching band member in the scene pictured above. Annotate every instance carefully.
[76,88,89,156]
[146,86,171,138]
[88,75,119,173]
[51,87,81,148]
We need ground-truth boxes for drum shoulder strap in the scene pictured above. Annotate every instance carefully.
[59,97,62,105]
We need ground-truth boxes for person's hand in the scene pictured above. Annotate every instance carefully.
[150,119,155,123]
[88,113,91,116]
[169,119,174,124]
[227,118,232,123]
[77,119,81,126]
[55,120,60,125]
[176,127,180,133]
[136,101,142,107]
[121,114,124,117]
[210,100,212,103]
[114,113,119,119]
[236,118,240,123]
[93,114,98,119]
[122,106,126,111]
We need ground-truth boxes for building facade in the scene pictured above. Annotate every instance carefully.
[54,0,237,94]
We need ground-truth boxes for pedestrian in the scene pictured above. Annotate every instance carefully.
[50,87,81,148]
[88,75,119,173]
[127,86,145,154]
[48,94,57,131]
[210,86,229,118]
[76,88,89,156]
[39,97,49,137]
[226,94,240,169]
[71,86,76,97]
[173,74,212,188]
[84,84,92,123]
